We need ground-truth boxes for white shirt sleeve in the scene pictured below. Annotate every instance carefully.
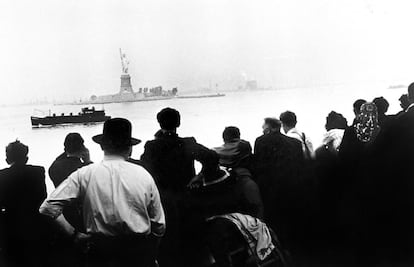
[147,180,166,237]
[39,170,82,219]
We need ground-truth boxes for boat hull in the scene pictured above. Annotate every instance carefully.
[31,115,111,127]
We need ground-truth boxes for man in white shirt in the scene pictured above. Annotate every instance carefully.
[39,118,165,266]
[280,111,314,159]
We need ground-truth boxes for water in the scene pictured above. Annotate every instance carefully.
[0,84,406,192]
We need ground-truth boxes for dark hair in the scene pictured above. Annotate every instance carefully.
[279,111,297,128]
[157,107,181,130]
[64,133,85,154]
[222,126,240,143]
[373,96,389,115]
[399,94,410,110]
[353,99,367,113]
[408,83,414,99]
[325,111,348,131]
[264,117,281,130]
[6,140,28,164]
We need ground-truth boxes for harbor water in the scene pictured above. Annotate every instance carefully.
[0,84,405,192]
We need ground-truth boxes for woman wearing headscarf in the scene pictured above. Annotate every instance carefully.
[333,103,382,266]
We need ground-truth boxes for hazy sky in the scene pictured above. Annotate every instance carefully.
[0,0,414,104]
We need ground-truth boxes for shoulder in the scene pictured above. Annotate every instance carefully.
[26,164,45,173]
[23,165,46,181]
[127,158,151,171]
[143,139,158,149]
[180,136,197,145]
[125,161,156,186]
[291,136,303,148]
[0,167,10,178]
[254,134,267,144]
[181,136,196,142]
[68,162,95,178]
[123,160,154,177]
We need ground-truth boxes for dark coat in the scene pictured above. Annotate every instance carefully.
[252,131,305,247]
[48,153,91,232]
[0,164,47,234]
[0,164,47,265]
[140,130,218,267]
[49,152,89,187]
[187,168,264,220]
[253,131,304,190]
[367,107,414,258]
[343,106,414,265]
[141,130,218,193]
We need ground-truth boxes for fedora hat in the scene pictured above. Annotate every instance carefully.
[92,118,141,146]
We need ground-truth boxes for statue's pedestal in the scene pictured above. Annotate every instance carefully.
[120,74,133,94]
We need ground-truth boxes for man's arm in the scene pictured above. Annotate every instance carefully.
[188,138,219,175]
[147,180,166,237]
[39,170,81,223]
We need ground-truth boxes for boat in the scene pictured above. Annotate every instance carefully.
[31,107,111,127]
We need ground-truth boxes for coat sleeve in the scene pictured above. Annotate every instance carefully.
[187,137,219,175]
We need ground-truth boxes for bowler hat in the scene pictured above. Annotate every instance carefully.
[92,118,141,146]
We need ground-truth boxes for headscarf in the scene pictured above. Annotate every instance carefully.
[354,102,380,143]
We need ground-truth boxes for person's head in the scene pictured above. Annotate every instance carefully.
[6,140,28,165]
[408,82,414,104]
[373,96,389,115]
[222,126,240,143]
[355,102,380,143]
[92,118,141,158]
[262,117,281,134]
[399,94,410,110]
[325,111,348,131]
[157,107,180,131]
[279,111,297,133]
[64,133,86,156]
[353,99,367,116]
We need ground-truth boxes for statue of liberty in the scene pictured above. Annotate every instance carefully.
[119,48,129,74]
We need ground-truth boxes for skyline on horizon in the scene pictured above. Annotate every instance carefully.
[1,0,414,105]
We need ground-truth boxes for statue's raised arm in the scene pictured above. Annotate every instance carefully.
[119,48,129,74]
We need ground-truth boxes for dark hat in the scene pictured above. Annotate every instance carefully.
[92,118,141,146]
[64,133,85,153]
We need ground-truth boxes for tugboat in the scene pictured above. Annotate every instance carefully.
[31,107,111,127]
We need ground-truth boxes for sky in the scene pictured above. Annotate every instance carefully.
[0,0,414,104]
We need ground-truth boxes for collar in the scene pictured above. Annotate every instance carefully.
[287,127,298,135]
[103,155,126,161]
[154,129,178,139]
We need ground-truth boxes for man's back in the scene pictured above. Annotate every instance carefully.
[45,156,165,237]
[141,130,217,192]
[49,153,86,187]
[254,132,303,184]
[0,164,47,249]
[0,164,46,218]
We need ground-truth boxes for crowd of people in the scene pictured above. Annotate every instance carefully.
[0,84,414,267]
